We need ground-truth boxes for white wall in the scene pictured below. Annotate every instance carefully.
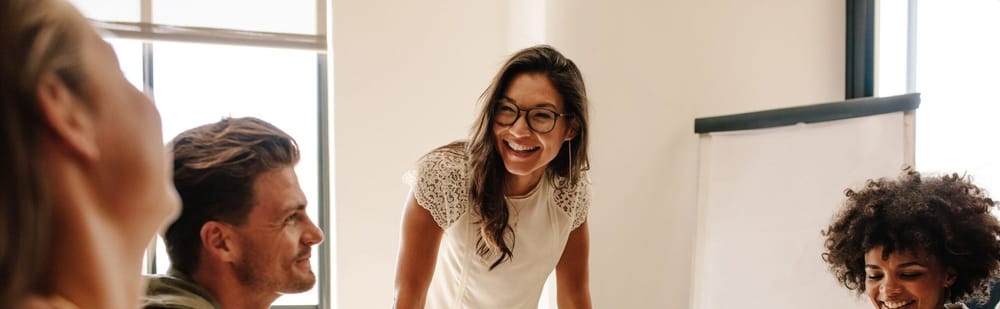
[331,0,844,307]
[546,0,843,307]
[330,1,508,308]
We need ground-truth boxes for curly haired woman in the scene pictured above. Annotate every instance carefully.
[823,170,1000,309]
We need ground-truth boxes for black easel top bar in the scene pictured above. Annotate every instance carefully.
[694,93,920,134]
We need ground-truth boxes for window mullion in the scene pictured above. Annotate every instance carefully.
[905,0,917,93]
[141,0,157,276]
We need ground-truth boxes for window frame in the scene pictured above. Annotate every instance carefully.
[85,0,332,308]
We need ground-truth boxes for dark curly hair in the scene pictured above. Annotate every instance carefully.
[822,169,1000,303]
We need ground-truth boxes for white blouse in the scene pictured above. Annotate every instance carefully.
[413,148,590,309]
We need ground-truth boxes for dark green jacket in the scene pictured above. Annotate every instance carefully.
[143,268,222,309]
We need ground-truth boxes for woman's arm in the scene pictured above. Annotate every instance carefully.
[393,191,444,309]
[555,221,592,309]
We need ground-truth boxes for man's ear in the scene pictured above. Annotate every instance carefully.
[36,73,99,162]
[200,221,239,263]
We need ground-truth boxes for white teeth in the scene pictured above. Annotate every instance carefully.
[883,300,913,309]
[507,141,538,152]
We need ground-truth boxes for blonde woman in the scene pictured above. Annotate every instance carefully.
[1,0,180,307]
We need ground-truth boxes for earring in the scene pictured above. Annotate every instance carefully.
[567,139,574,184]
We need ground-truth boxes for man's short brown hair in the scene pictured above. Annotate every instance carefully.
[165,117,300,275]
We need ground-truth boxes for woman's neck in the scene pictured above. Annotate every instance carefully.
[505,169,545,196]
[45,160,145,309]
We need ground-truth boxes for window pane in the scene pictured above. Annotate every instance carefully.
[106,38,144,90]
[876,0,909,97]
[67,0,140,23]
[153,0,317,34]
[153,41,321,305]
[914,0,1000,193]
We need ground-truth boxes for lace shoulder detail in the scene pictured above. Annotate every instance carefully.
[413,147,470,229]
[553,173,591,230]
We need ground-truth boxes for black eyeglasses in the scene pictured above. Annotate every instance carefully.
[493,99,572,134]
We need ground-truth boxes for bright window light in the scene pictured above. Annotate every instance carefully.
[68,0,139,23]
[75,0,328,305]
[879,0,1000,210]
[153,0,317,34]
[912,0,1000,192]
[153,41,321,306]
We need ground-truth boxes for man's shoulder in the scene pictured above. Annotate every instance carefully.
[142,273,221,309]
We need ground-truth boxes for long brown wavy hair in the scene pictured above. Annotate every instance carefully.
[465,45,590,269]
[1,0,87,305]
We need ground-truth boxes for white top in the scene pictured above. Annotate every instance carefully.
[413,148,590,309]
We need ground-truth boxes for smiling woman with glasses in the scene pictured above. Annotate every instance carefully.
[394,45,593,309]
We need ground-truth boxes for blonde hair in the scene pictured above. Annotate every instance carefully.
[0,0,89,305]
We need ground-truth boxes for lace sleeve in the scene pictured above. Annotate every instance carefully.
[413,149,469,229]
[554,173,591,230]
